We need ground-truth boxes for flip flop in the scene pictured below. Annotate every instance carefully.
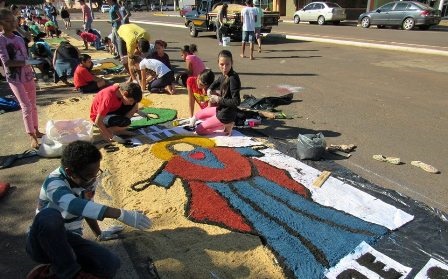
[104,144,119,153]
[410,161,440,174]
[372,154,401,165]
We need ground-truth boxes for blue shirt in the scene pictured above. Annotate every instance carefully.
[109,4,121,28]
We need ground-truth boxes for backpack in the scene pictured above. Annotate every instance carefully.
[0,97,20,112]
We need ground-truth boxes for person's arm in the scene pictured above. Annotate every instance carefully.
[95,114,115,141]
[140,68,147,91]
[52,45,59,66]
[86,218,102,237]
[125,103,139,118]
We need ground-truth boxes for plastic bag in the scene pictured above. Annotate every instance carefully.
[46,119,93,144]
[296,133,326,160]
[0,97,20,112]
[38,135,65,158]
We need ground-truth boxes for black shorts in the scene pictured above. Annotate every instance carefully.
[79,81,99,93]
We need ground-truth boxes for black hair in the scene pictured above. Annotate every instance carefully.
[102,37,111,44]
[76,29,82,34]
[137,38,150,53]
[61,141,102,171]
[181,44,197,55]
[198,69,214,87]
[80,53,91,62]
[154,40,167,49]
[119,82,142,102]
[9,5,18,11]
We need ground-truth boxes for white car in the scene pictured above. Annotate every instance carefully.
[101,4,111,13]
[293,2,346,25]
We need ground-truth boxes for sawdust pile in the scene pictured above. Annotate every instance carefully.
[42,92,284,278]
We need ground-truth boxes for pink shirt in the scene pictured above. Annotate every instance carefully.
[186,54,205,77]
[0,33,34,83]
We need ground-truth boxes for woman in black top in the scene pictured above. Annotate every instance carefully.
[191,50,241,136]
[150,40,171,70]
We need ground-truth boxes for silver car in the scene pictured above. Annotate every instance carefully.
[293,2,346,25]
[358,1,441,30]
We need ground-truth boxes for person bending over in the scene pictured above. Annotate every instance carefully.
[90,82,142,143]
[176,44,205,87]
[135,56,174,94]
[76,29,103,50]
[74,54,108,93]
[26,140,151,278]
[186,69,215,117]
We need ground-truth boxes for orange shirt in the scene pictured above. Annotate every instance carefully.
[74,65,94,88]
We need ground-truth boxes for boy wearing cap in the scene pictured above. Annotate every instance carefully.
[90,82,142,143]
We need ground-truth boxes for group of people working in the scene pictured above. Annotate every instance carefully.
[0,2,244,277]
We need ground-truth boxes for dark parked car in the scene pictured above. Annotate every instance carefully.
[358,1,441,30]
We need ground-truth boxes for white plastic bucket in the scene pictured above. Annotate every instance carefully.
[222,37,230,47]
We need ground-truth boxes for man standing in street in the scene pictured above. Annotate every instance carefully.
[240,0,257,60]
[254,0,264,53]
[108,0,122,59]
[79,0,93,31]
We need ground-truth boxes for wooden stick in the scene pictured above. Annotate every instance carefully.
[313,171,331,188]
[327,149,351,158]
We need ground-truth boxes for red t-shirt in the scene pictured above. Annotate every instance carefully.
[187,76,208,109]
[74,65,94,88]
[90,85,123,122]
[80,32,97,43]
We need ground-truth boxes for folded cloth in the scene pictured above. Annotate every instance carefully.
[410,161,440,174]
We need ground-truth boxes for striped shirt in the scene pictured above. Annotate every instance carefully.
[36,167,107,234]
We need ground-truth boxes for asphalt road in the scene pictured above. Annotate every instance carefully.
[80,19,448,212]
[0,16,446,278]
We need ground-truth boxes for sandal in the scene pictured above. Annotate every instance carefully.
[372,154,401,165]
[104,144,119,153]
[410,161,440,174]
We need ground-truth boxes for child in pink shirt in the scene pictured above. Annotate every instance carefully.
[0,9,43,148]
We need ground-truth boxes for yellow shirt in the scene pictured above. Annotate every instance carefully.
[117,23,150,56]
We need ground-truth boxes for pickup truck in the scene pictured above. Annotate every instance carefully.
[184,0,280,39]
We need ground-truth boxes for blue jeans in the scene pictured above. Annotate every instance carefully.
[26,208,121,278]
[50,15,58,28]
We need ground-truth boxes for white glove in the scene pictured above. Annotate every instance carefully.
[111,135,126,144]
[189,116,197,127]
[206,88,212,97]
[118,209,151,230]
[209,95,220,104]
[97,225,124,241]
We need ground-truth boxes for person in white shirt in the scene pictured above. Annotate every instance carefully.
[135,56,175,94]
[240,0,257,60]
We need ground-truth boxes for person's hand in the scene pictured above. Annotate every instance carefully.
[209,95,221,104]
[111,135,126,144]
[136,110,149,121]
[118,209,151,230]
[97,225,124,241]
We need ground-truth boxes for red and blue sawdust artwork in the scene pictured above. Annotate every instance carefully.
[131,136,389,278]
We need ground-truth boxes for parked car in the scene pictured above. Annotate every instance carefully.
[293,2,346,25]
[133,3,149,11]
[180,5,195,16]
[101,4,111,13]
[358,1,441,30]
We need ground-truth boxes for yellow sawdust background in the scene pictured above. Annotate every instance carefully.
[42,92,285,278]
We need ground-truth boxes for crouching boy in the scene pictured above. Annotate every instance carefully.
[90,82,142,143]
[26,140,151,278]
[74,54,108,93]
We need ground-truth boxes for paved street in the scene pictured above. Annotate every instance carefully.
[0,12,447,278]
